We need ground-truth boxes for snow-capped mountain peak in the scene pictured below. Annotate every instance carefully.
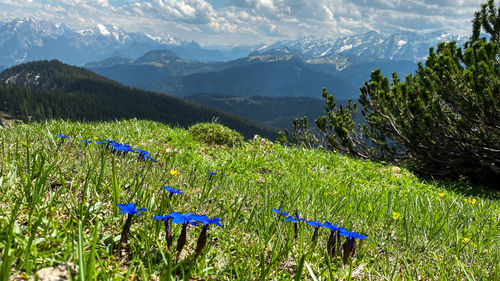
[260,30,468,62]
[145,33,183,46]
[77,23,131,43]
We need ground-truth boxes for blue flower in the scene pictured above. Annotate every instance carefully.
[117,203,146,249]
[323,221,344,257]
[191,214,223,228]
[81,139,93,144]
[307,220,322,242]
[162,186,182,196]
[272,208,288,216]
[340,231,368,240]
[56,134,69,139]
[136,148,155,161]
[154,212,180,249]
[284,211,303,239]
[190,214,223,258]
[111,144,135,156]
[171,212,198,258]
[285,211,304,223]
[339,230,367,264]
[135,148,150,155]
[117,203,147,215]
[141,154,156,161]
[306,220,322,227]
[209,171,217,176]
[323,221,341,231]
[153,212,181,221]
[171,212,197,226]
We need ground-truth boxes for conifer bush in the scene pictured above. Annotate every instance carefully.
[308,0,500,185]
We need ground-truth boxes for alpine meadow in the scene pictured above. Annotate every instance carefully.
[0,0,499,281]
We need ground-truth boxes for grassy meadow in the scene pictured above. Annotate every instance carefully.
[0,119,499,280]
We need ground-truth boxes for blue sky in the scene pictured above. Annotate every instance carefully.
[0,0,485,46]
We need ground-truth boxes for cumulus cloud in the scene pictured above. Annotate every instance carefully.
[0,0,486,45]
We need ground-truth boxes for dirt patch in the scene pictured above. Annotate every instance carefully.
[0,111,19,126]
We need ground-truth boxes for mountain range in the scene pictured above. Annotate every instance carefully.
[261,30,468,63]
[1,18,469,69]
[0,18,250,67]
[86,48,416,100]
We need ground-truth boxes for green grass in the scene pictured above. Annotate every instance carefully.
[0,119,499,280]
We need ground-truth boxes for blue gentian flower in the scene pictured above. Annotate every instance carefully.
[118,203,147,215]
[136,148,155,161]
[117,203,146,249]
[141,154,156,161]
[339,231,367,240]
[306,220,322,242]
[135,148,150,155]
[154,212,181,249]
[162,186,182,197]
[306,220,322,227]
[191,214,223,228]
[272,208,288,216]
[190,214,223,258]
[339,230,367,263]
[81,139,93,144]
[171,213,197,259]
[285,211,303,239]
[56,134,69,139]
[208,171,217,180]
[323,221,344,257]
[285,212,304,223]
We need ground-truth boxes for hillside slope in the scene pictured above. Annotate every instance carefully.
[0,60,278,139]
[0,119,497,280]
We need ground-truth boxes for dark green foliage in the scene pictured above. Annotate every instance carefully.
[0,60,278,140]
[188,122,244,147]
[315,88,361,154]
[293,1,500,185]
[356,0,500,182]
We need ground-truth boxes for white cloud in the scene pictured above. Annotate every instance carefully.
[0,0,487,45]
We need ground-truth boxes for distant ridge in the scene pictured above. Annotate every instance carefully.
[0,18,253,67]
[0,60,279,139]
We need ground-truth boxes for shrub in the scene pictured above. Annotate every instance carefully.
[188,123,243,147]
[290,0,500,186]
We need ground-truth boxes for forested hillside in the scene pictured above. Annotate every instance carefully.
[0,60,278,139]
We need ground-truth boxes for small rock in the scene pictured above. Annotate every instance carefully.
[30,263,76,281]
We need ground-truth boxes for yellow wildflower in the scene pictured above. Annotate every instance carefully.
[466,198,477,204]
[462,237,470,243]
[438,193,445,197]
[392,211,401,220]
[170,170,179,176]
